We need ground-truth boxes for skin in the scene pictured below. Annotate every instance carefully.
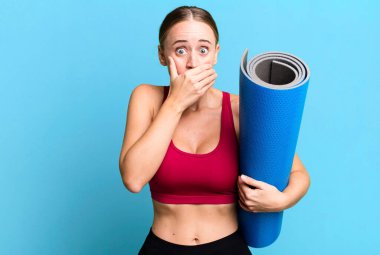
[119,19,310,245]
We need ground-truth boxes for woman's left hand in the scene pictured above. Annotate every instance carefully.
[237,174,289,213]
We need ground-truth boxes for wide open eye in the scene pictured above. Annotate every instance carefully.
[200,47,209,54]
[176,47,187,55]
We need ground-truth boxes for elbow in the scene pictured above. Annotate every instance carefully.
[119,159,141,193]
[124,181,143,193]
[306,171,311,191]
[123,178,144,193]
[119,158,146,193]
[301,168,311,197]
[121,167,144,193]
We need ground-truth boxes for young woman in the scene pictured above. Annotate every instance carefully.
[119,6,310,255]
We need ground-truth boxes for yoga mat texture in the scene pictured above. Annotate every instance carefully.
[238,49,310,248]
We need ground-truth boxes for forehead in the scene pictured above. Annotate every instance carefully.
[165,20,216,44]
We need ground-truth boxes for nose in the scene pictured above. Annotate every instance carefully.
[186,51,200,69]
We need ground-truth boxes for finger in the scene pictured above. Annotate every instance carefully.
[197,79,216,95]
[241,175,266,190]
[168,56,178,80]
[240,198,260,213]
[239,198,252,213]
[192,68,216,83]
[238,188,252,207]
[237,174,245,184]
[237,182,247,201]
[238,175,252,192]
[238,198,249,211]
[197,73,217,92]
[237,176,248,195]
[185,63,213,76]
[239,180,255,200]
[239,176,261,204]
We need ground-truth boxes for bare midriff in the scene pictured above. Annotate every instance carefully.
[151,199,239,245]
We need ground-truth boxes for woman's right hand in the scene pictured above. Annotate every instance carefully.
[167,56,217,112]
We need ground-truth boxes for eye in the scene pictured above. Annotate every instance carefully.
[175,47,186,55]
[200,47,209,54]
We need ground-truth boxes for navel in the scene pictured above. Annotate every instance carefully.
[193,236,200,244]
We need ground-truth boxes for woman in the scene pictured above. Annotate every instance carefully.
[119,6,310,255]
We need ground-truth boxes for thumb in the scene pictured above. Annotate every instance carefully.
[241,175,266,190]
[168,56,178,80]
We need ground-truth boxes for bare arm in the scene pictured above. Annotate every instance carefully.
[119,84,182,193]
[281,153,310,210]
[238,153,311,212]
[119,57,217,193]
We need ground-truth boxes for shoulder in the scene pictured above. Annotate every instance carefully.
[228,92,239,117]
[131,83,164,97]
[129,84,166,117]
[226,91,240,139]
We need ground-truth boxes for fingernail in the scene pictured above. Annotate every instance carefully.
[241,174,247,179]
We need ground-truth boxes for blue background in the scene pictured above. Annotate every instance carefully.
[1,0,379,254]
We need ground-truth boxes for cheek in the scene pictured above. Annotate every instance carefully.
[209,52,218,63]
[202,53,216,65]
[171,57,187,74]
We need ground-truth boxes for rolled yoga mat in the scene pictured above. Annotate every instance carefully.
[238,49,310,248]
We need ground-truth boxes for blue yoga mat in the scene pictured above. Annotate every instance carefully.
[238,49,310,248]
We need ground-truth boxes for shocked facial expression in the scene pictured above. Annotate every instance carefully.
[158,20,220,75]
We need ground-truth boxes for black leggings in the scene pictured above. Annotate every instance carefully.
[138,228,252,255]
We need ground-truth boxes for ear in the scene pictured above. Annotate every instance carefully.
[213,44,220,65]
[158,45,167,66]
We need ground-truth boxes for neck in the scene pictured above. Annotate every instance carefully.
[184,87,218,113]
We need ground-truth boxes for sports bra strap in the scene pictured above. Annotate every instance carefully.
[163,85,169,103]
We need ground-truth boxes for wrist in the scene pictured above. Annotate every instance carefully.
[164,96,184,115]
[278,192,291,211]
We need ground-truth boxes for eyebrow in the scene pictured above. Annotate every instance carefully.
[172,39,212,46]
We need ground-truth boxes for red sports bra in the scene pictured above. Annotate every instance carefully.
[149,86,239,204]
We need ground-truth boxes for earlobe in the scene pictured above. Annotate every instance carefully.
[213,44,220,65]
[158,45,167,66]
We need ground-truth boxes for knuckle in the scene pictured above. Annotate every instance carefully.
[251,192,259,199]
